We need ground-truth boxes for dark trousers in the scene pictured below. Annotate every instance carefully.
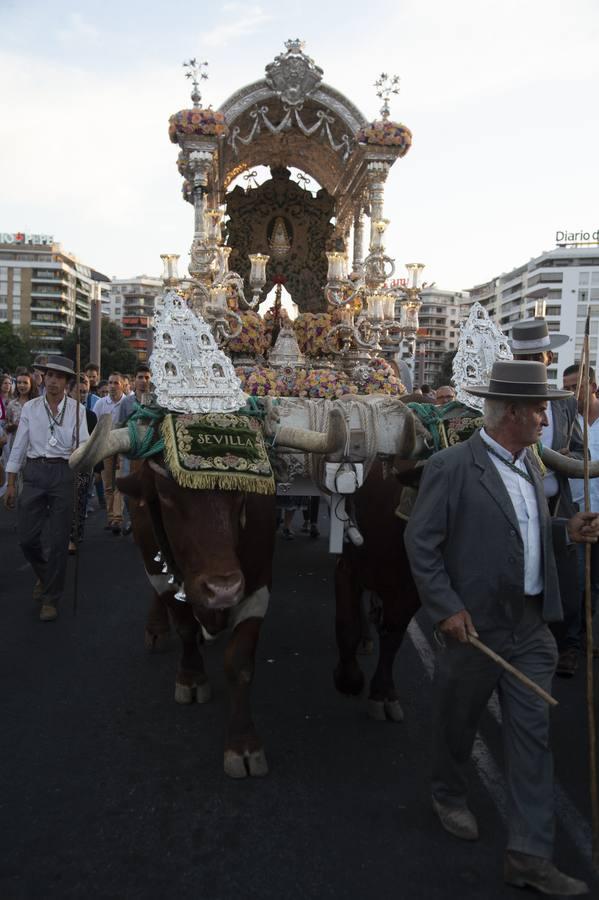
[432,601,558,858]
[18,459,74,606]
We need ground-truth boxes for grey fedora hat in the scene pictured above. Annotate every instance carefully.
[509,318,569,354]
[40,354,76,376]
[467,360,572,400]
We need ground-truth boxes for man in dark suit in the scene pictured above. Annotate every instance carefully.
[510,318,583,676]
[405,360,598,896]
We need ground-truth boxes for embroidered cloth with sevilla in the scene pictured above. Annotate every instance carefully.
[161,412,275,494]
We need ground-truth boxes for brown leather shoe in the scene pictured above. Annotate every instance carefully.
[32,579,44,602]
[556,648,578,677]
[39,604,58,622]
[432,796,479,841]
[504,851,589,895]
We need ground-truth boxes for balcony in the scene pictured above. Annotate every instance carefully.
[30,305,68,315]
[30,289,67,299]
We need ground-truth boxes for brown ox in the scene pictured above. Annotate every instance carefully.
[71,409,346,777]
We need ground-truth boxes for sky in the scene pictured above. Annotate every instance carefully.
[1,0,598,292]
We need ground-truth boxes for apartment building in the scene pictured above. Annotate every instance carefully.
[106,276,162,361]
[467,245,599,386]
[0,232,110,355]
[413,287,469,387]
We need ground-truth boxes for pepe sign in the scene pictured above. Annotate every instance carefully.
[0,232,54,245]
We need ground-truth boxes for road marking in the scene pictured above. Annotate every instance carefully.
[407,619,592,864]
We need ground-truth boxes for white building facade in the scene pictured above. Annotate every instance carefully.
[413,287,469,388]
[467,246,599,386]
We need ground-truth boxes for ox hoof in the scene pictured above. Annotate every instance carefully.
[367,698,405,722]
[223,748,269,779]
[174,680,212,704]
[367,699,387,721]
[174,682,195,704]
[195,681,212,704]
[384,699,404,722]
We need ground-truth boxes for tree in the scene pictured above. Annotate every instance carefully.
[61,320,138,377]
[435,350,457,389]
[0,322,36,371]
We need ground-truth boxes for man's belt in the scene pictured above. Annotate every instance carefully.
[28,456,69,465]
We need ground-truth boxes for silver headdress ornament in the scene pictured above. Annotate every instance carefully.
[151,291,248,414]
[268,324,306,368]
[453,302,512,412]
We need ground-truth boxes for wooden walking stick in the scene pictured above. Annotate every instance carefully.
[467,635,558,707]
[72,329,81,616]
[581,308,599,868]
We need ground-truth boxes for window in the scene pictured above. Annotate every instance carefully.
[546,305,561,316]
[546,369,557,380]
[580,273,590,285]
[547,322,561,332]
[592,272,599,285]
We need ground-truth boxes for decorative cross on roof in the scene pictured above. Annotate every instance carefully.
[183,58,209,108]
[374,72,400,120]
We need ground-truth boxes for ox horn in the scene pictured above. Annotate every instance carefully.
[539,445,599,479]
[69,413,132,471]
[270,406,348,455]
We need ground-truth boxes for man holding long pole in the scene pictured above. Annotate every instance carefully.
[405,360,598,895]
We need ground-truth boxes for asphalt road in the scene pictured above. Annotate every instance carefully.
[1,501,598,900]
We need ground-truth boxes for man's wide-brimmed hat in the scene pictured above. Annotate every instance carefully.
[509,318,569,354]
[37,354,76,376]
[467,360,572,400]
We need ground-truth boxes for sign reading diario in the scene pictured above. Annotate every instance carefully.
[555,229,599,243]
[0,232,54,245]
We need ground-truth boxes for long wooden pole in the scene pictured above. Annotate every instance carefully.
[581,308,599,868]
[72,329,81,616]
[468,635,558,707]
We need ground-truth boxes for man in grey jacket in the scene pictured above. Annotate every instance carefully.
[404,360,598,896]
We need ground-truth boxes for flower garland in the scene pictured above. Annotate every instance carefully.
[293,313,333,357]
[295,368,358,400]
[227,311,269,356]
[235,366,279,397]
[356,120,412,156]
[360,357,405,395]
[168,108,229,143]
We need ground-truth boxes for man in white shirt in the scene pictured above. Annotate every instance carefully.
[93,372,126,534]
[4,355,89,621]
[405,360,598,896]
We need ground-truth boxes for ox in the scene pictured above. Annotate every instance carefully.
[70,409,346,777]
